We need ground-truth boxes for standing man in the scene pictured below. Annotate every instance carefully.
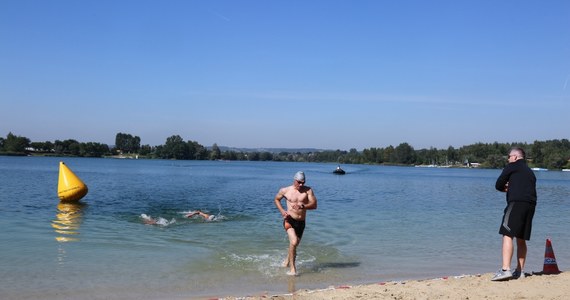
[274,171,317,276]
[492,147,537,281]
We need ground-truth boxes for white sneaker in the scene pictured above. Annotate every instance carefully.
[491,269,513,281]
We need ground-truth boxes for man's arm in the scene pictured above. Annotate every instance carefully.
[495,167,511,192]
[274,188,288,217]
[303,188,317,210]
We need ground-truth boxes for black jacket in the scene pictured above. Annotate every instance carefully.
[495,159,537,204]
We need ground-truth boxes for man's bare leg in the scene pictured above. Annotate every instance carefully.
[287,242,297,275]
[281,228,292,267]
[502,235,514,270]
[516,238,527,271]
[285,228,299,275]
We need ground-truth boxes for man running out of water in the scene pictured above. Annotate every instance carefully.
[274,171,318,276]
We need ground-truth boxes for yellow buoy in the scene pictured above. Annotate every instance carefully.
[57,161,88,202]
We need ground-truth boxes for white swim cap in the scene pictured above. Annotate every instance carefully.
[293,171,305,182]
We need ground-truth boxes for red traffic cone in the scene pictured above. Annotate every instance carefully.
[542,238,561,274]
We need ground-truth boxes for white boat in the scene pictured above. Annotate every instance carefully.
[531,167,548,171]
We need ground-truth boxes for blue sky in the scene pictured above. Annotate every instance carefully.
[1,1,569,150]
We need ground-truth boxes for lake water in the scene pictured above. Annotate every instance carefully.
[1,156,569,299]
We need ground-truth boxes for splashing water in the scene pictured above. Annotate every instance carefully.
[140,214,176,226]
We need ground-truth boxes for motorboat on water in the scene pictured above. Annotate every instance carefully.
[333,166,346,175]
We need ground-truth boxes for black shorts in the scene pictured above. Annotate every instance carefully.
[499,201,535,240]
[284,216,305,239]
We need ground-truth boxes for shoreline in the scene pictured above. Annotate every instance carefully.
[220,271,568,300]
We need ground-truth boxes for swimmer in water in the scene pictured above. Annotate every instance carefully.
[186,210,216,221]
[140,214,175,226]
[141,214,156,224]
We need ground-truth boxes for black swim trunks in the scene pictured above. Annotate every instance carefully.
[499,201,535,240]
[283,216,306,239]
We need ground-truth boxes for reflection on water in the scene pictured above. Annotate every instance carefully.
[57,244,68,266]
[52,202,85,242]
[287,275,296,293]
[307,262,361,273]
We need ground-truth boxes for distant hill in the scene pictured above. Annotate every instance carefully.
[212,146,330,153]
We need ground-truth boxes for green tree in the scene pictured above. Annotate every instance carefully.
[362,147,383,163]
[383,146,395,163]
[188,140,207,160]
[259,151,273,161]
[485,154,506,169]
[210,143,221,160]
[344,148,360,164]
[222,150,238,160]
[2,132,30,153]
[68,141,81,156]
[446,146,458,164]
[115,132,141,153]
[152,145,164,158]
[139,144,153,156]
[80,142,110,157]
[248,152,260,161]
[163,135,188,159]
[394,143,415,164]
[29,142,42,151]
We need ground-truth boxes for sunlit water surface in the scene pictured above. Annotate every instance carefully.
[1,156,568,299]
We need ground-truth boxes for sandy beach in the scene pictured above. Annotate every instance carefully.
[223,271,568,300]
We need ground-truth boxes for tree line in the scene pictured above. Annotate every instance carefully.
[1,132,569,169]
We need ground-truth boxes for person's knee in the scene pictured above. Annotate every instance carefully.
[289,237,300,246]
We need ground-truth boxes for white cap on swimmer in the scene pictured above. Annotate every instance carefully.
[293,171,305,182]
